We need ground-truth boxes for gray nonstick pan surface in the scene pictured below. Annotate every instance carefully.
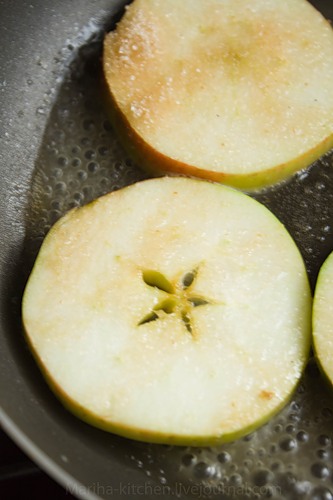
[1,1,333,499]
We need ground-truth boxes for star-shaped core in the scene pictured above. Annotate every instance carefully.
[138,267,212,337]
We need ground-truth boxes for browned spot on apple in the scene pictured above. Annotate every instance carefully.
[259,390,274,400]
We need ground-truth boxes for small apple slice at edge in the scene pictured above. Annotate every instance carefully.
[313,252,333,387]
[22,177,311,445]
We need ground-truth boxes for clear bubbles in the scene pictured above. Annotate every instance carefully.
[51,167,63,179]
[253,469,274,487]
[26,22,147,252]
[77,170,87,181]
[279,437,297,452]
[71,145,81,155]
[296,430,309,443]
[229,473,242,486]
[311,463,330,480]
[285,424,296,434]
[57,156,68,167]
[51,200,62,211]
[317,449,330,461]
[182,453,196,467]
[72,158,81,167]
[311,486,333,500]
[218,451,231,464]
[73,192,84,203]
[98,146,109,156]
[54,181,67,194]
[82,118,95,131]
[193,462,216,479]
[318,435,332,447]
[81,136,90,147]
[84,149,96,160]
[87,161,99,173]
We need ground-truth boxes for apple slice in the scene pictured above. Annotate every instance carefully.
[103,0,333,190]
[22,177,311,445]
[313,252,333,386]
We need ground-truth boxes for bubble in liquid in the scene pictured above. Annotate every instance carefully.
[83,118,95,131]
[73,192,83,203]
[52,168,63,179]
[243,433,255,442]
[100,177,110,188]
[279,437,297,452]
[193,462,216,479]
[253,468,274,487]
[296,430,309,443]
[98,146,109,156]
[290,402,300,412]
[72,158,81,167]
[229,473,242,486]
[159,476,167,485]
[182,453,196,467]
[285,424,296,434]
[51,200,62,210]
[318,435,332,447]
[81,136,90,146]
[311,463,330,479]
[288,412,300,423]
[57,155,68,167]
[54,182,67,194]
[271,461,282,471]
[311,486,333,500]
[317,449,330,460]
[88,161,99,173]
[77,170,88,181]
[217,451,231,464]
[85,149,96,160]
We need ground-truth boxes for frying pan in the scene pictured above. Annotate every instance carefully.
[1,1,333,499]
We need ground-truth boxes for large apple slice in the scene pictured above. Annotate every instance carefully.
[22,177,311,445]
[313,252,333,386]
[103,0,333,190]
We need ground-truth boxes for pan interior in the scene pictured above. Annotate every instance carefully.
[17,1,333,498]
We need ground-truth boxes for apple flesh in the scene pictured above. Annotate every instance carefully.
[313,252,333,386]
[103,0,333,190]
[22,177,311,445]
